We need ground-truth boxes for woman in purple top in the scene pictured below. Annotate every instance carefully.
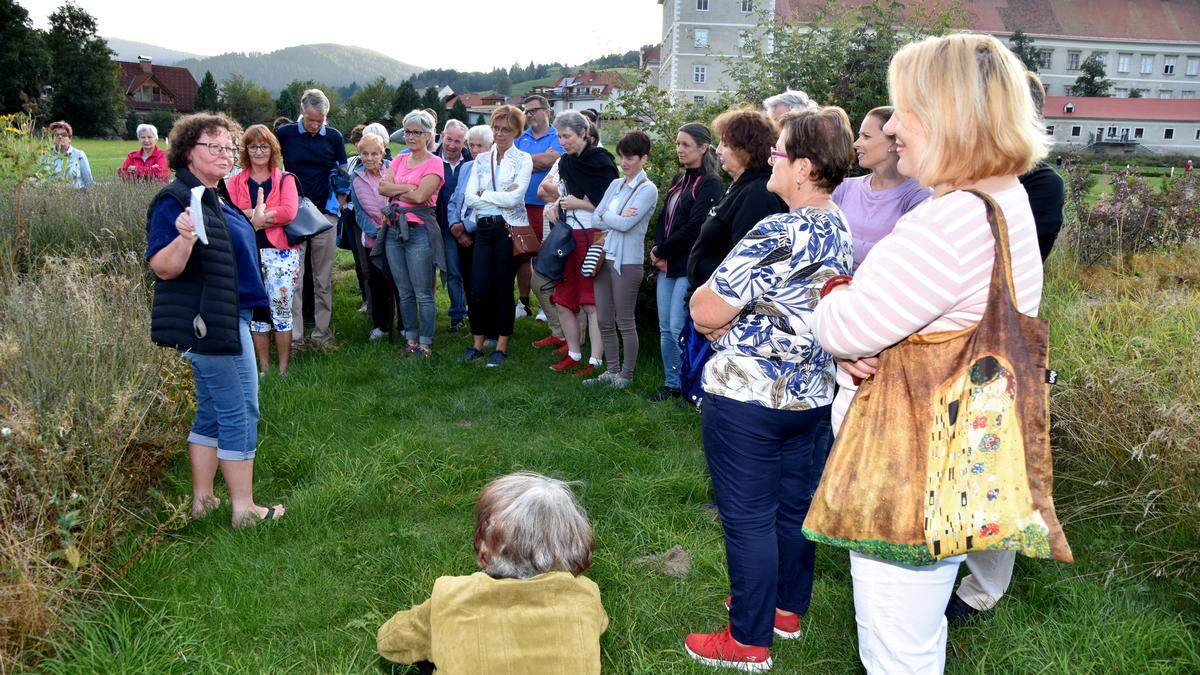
[832,106,932,269]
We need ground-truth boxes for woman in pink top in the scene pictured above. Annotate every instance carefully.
[227,124,299,376]
[812,34,1048,674]
[832,106,931,269]
[379,110,445,356]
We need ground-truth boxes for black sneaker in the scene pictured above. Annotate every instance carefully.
[462,347,484,361]
[647,386,682,403]
[449,319,465,333]
[486,350,507,368]
[945,593,986,628]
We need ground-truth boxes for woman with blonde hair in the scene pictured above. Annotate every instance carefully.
[812,33,1049,673]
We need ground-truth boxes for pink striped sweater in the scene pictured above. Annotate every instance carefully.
[813,183,1044,429]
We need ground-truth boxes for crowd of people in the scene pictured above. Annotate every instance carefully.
[132,31,1068,674]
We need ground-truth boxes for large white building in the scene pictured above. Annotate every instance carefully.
[1044,96,1200,154]
[654,0,1200,102]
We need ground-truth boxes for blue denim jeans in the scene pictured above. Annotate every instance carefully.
[442,226,466,323]
[656,272,690,389]
[701,393,834,646]
[184,310,260,461]
[385,222,436,344]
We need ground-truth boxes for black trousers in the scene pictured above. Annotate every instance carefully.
[368,257,403,335]
[470,218,515,338]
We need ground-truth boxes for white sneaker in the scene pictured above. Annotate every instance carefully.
[368,328,386,342]
[535,309,547,322]
[515,304,529,319]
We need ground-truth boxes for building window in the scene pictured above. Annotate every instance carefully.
[693,65,707,84]
[1159,90,1172,99]
[1118,54,1131,73]
[1164,128,1174,140]
[1092,52,1107,66]
[694,28,709,48]
[1183,90,1196,98]
[1107,126,1118,138]
[1070,126,1081,137]
[696,0,708,10]
[694,95,706,104]
[1064,86,1075,96]
[1134,128,1144,139]
[1141,55,1154,74]
[1195,129,1200,141]
[1115,88,1129,98]
[1067,52,1081,70]
[1046,125,1055,135]
[1038,49,1052,68]
[1134,88,1150,98]
[1120,127,1130,140]
[1164,56,1177,75]
[741,0,753,12]
[1188,57,1199,76]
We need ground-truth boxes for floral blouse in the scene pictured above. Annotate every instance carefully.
[702,206,854,411]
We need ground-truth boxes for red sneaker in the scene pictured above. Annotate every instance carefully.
[573,364,596,378]
[532,335,567,349]
[725,597,803,640]
[553,343,569,356]
[550,355,580,372]
[684,626,771,671]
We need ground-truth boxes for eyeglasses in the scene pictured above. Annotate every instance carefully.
[492,126,515,135]
[403,129,426,137]
[199,142,238,157]
[768,150,789,165]
[523,106,545,113]
[247,144,271,154]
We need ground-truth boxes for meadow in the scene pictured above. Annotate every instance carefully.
[1,156,1197,672]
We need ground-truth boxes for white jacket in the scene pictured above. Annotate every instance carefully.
[462,145,533,227]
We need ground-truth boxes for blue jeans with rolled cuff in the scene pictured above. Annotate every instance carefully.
[385,222,436,345]
[184,310,260,461]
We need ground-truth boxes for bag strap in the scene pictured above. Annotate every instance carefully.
[961,188,1018,310]
[281,171,306,201]
[615,177,648,214]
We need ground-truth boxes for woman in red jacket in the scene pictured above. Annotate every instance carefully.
[227,124,300,376]
[118,123,169,182]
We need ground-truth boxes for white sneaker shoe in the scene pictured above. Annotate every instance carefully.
[368,328,386,342]
[535,309,547,322]
[515,304,529,319]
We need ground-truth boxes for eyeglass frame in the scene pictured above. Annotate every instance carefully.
[197,141,238,157]
[768,150,790,165]
[403,129,428,137]
[246,144,272,154]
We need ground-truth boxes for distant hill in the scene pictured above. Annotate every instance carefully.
[105,37,206,65]
[173,44,425,94]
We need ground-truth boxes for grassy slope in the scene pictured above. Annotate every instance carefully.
[37,253,1200,673]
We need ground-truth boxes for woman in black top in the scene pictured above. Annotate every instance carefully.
[687,108,787,291]
[648,123,724,402]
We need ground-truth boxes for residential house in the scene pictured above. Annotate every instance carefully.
[117,57,199,114]
[1044,96,1200,154]
[528,70,630,114]
[445,92,508,125]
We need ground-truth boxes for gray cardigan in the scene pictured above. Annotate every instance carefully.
[592,170,659,273]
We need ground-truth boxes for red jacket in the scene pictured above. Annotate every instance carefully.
[225,168,300,250]
[118,146,169,182]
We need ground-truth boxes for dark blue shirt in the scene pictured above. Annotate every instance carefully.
[147,195,269,311]
[435,147,472,232]
[275,120,347,212]
[248,176,272,249]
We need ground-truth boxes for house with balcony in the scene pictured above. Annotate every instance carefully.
[116,57,198,114]
[528,70,630,114]
[1044,96,1200,154]
[444,92,508,125]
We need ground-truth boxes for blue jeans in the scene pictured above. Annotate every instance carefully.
[442,227,466,323]
[385,223,436,344]
[702,393,834,646]
[656,272,689,388]
[184,310,260,461]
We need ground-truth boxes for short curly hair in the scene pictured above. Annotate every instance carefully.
[779,106,856,192]
[711,107,776,173]
[167,113,242,172]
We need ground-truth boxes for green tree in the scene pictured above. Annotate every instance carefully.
[725,0,964,129]
[124,108,139,140]
[221,74,274,128]
[449,98,469,125]
[1073,55,1113,97]
[495,71,512,96]
[0,0,51,114]
[195,71,221,111]
[45,3,123,136]
[275,79,341,118]
[331,76,394,131]
[1128,88,1143,99]
[420,86,446,130]
[1008,30,1042,71]
[390,80,421,122]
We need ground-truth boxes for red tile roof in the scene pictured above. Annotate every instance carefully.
[1044,96,1200,121]
[117,60,199,112]
[778,0,1200,42]
[445,93,506,109]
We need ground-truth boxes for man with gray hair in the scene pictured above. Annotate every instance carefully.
[435,118,473,331]
[275,88,348,348]
[763,89,819,122]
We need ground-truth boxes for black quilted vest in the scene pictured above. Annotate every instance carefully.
[148,169,241,355]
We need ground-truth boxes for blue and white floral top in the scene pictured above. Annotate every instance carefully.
[702,206,854,410]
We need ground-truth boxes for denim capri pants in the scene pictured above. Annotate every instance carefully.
[184,309,260,461]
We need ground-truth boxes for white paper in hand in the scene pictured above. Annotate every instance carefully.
[189,185,208,245]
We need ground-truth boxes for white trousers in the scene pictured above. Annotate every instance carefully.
[850,551,966,675]
[957,550,1015,611]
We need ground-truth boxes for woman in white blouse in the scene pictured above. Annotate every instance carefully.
[461,105,533,367]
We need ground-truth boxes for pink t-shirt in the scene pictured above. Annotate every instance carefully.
[390,155,444,224]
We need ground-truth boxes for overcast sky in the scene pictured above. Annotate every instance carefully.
[22,0,665,72]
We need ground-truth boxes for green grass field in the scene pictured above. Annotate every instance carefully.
[33,254,1200,674]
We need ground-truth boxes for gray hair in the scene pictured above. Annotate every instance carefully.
[135,123,158,140]
[474,472,593,579]
[402,109,436,150]
[443,118,468,136]
[554,110,591,142]
[300,88,330,114]
[362,122,389,141]
[763,90,818,115]
[466,124,493,147]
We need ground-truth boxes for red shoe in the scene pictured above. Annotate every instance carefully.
[725,597,803,640]
[553,343,569,356]
[573,364,596,378]
[550,355,580,372]
[684,626,771,671]
[532,335,567,349]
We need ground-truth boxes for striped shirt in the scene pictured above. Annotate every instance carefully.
[813,184,1044,429]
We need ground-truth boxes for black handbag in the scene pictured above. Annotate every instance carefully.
[532,215,577,285]
[282,172,334,246]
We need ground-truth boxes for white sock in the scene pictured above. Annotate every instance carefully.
[589,357,602,366]
[568,351,582,361]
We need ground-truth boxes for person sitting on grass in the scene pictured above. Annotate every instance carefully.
[377,472,608,674]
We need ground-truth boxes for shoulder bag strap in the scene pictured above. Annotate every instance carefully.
[962,188,1018,311]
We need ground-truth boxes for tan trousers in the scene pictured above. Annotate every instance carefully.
[291,216,337,343]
